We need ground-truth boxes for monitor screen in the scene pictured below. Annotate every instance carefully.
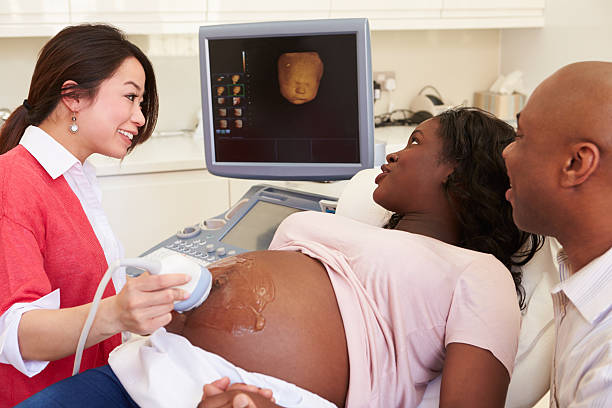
[220,200,303,250]
[198,19,373,180]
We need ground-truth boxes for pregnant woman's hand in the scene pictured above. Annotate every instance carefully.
[198,377,277,408]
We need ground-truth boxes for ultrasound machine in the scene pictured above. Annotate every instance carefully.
[136,18,374,268]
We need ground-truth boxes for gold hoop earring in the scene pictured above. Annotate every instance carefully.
[69,113,79,134]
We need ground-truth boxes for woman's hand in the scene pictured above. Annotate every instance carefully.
[18,271,191,361]
[198,377,278,408]
[110,271,191,335]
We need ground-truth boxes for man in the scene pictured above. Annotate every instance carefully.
[503,61,612,407]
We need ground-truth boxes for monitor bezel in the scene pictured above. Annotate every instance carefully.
[198,18,373,181]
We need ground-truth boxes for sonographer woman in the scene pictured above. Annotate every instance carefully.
[0,24,191,406]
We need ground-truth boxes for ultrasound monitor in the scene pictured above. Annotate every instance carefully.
[198,18,373,180]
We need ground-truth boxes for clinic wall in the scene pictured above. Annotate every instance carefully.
[500,0,612,95]
[0,34,202,134]
[370,29,499,116]
[0,29,499,132]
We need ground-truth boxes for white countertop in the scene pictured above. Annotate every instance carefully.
[375,125,416,154]
[88,126,416,177]
[89,132,206,176]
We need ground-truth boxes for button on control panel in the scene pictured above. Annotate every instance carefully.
[156,236,231,267]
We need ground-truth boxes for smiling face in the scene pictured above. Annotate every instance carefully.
[76,56,146,160]
[502,115,551,234]
[502,77,572,236]
[278,52,324,105]
[503,63,612,239]
[373,118,455,214]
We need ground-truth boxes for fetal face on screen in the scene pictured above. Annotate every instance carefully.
[278,52,324,105]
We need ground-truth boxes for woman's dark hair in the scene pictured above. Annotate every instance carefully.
[387,107,542,308]
[0,24,158,155]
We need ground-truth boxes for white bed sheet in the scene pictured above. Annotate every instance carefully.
[109,328,335,408]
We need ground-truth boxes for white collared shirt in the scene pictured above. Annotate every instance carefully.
[550,247,612,407]
[0,126,125,377]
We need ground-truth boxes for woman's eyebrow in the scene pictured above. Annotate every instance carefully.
[124,80,142,91]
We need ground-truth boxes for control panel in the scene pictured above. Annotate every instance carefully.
[134,184,338,270]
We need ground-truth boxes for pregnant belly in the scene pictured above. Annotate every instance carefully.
[166,250,349,407]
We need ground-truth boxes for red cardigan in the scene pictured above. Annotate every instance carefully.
[0,146,120,406]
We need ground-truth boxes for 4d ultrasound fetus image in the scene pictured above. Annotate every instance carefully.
[277,51,324,105]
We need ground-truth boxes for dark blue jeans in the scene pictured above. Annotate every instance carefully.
[16,365,139,408]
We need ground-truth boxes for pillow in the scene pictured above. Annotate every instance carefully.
[335,168,391,227]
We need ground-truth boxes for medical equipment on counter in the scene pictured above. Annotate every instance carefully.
[198,18,373,180]
[73,254,213,375]
[129,184,338,273]
[409,85,454,117]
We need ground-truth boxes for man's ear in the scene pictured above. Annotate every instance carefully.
[561,142,600,188]
[60,80,82,113]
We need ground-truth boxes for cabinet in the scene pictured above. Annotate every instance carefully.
[441,0,545,29]
[206,0,544,29]
[331,0,444,30]
[207,0,330,23]
[1,0,545,37]
[97,169,229,257]
[0,0,70,37]
[70,0,207,35]
[331,0,544,30]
